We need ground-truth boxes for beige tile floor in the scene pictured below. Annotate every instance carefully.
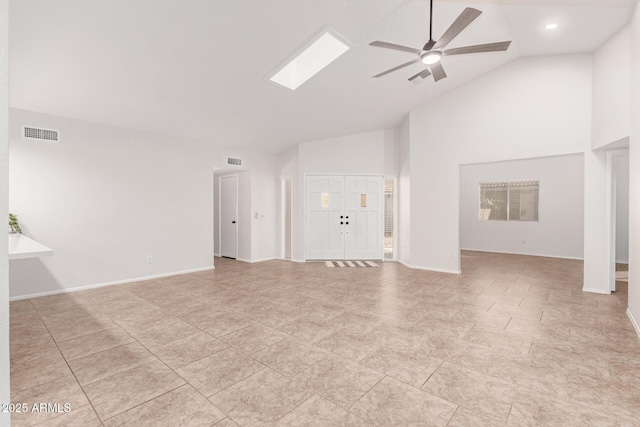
[8,251,640,426]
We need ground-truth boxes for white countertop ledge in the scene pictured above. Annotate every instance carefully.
[8,233,54,260]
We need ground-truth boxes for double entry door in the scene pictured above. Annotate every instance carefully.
[305,175,383,260]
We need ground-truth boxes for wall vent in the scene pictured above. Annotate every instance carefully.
[226,157,242,167]
[23,126,60,142]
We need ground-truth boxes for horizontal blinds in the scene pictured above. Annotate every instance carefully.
[480,182,508,188]
[509,180,539,187]
[480,180,539,188]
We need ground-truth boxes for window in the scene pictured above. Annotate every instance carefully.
[384,179,395,260]
[480,180,539,221]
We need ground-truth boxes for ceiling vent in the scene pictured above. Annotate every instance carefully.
[226,157,242,167]
[23,126,60,142]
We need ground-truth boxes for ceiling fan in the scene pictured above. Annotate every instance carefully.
[370,0,512,84]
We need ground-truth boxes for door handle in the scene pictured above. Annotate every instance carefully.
[232,221,236,224]
[346,222,349,225]
[340,222,344,225]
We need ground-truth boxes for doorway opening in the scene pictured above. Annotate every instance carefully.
[606,150,629,293]
[219,174,238,259]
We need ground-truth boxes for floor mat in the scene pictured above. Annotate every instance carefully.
[325,260,379,267]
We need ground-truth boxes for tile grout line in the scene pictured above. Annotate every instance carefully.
[33,310,108,427]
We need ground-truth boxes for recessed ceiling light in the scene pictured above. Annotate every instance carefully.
[545,23,559,30]
[421,51,442,65]
[269,29,351,91]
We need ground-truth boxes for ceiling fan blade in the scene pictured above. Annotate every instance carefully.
[408,68,432,85]
[373,58,422,78]
[369,41,423,55]
[433,8,482,50]
[444,41,512,56]
[430,61,447,82]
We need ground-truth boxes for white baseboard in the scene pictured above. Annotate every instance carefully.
[461,248,583,261]
[214,252,220,257]
[394,260,459,274]
[250,257,278,263]
[411,264,462,275]
[627,309,640,340]
[582,287,611,295]
[236,257,279,264]
[9,266,215,301]
[395,259,460,274]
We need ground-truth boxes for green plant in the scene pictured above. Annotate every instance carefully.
[9,213,22,234]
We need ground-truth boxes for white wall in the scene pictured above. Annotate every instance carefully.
[0,0,11,423]
[616,154,630,264]
[298,130,386,175]
[587,17,635,295]
[409,54,592,274]
[592,26,631,150]
[628,3,640,333]
[9,109,278,299]
[460,155,584,259]
[384,129,397,178]
[397,116,411,266]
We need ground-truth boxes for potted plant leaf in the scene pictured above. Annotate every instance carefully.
[9,213,22,234]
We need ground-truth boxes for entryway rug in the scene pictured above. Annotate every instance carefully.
[325,261,379,268]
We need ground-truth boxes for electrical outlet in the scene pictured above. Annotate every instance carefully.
[147,256,153,264]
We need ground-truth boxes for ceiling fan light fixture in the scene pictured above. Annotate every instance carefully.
[421,51,442,65]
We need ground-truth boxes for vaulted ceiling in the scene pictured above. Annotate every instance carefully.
[9,0,636,153]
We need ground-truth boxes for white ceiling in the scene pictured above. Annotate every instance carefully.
[9,0,636,154]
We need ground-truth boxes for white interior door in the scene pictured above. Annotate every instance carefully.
[305,176,344,260]
[305,175,383,261]
[345,176,383,260]
[220,175,238,259]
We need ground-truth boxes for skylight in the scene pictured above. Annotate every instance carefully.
[269,30,351,91]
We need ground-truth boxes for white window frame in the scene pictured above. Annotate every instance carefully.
[479,180,540,222]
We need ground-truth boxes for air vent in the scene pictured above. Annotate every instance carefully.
[226,157,242,167]
[23,126,60,142]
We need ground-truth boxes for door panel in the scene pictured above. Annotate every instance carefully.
[305,175,383,261]
[344,176,383,260]
[220,175,238,258]
[305,176,344,260]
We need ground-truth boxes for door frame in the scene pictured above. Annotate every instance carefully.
[280,176,292,260]
[605,149,629,293]
[303,173,385,261]
[219,174,239,259]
